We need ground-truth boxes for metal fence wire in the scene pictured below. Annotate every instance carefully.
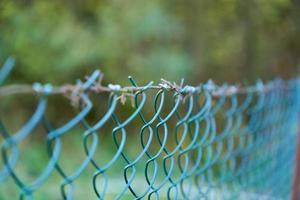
[0,57,300,200]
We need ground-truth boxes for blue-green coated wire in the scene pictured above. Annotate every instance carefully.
[0,58,300,199]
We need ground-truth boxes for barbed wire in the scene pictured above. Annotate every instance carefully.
[0,57,289,100]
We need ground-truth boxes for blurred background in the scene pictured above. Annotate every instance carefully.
[1,0,300,199]
[1,0,300,85]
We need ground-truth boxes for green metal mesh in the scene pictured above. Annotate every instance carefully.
[0,58,299,199]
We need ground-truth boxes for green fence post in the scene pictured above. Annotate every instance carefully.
[292,131,300,200]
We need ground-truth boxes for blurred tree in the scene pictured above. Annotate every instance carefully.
[167,0,299,83]
[96,0,192,84]
[0,0,299,85]
[0,0,192,85]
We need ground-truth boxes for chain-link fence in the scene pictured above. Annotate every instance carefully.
[0,57,300,199]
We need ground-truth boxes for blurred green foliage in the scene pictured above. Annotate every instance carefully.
[0,0,299,85]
